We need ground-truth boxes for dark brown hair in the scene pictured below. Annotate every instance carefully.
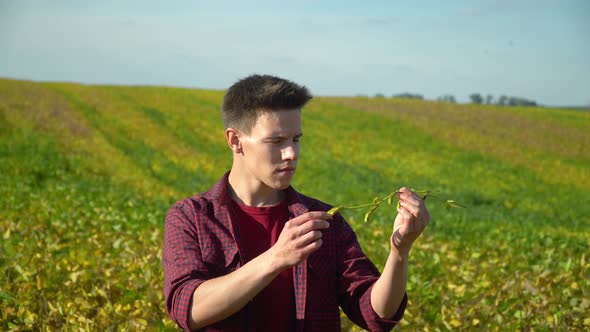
[221,74,312,132]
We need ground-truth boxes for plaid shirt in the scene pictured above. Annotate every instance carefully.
[162,173,407,332]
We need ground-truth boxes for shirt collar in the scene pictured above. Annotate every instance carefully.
[204,171,310,217]
[202,171,233,205]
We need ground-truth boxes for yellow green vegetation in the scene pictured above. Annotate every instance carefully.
[1,78,589,331]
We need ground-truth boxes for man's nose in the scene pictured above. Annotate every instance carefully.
[281,144,298,160]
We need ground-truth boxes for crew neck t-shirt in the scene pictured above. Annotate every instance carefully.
[230,199,295,332]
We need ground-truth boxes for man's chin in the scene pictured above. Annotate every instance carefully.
[274,181,292,191]
[271,177,293,190]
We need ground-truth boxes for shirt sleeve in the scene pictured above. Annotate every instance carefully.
[162,202,208,332]
[336,217,407,332]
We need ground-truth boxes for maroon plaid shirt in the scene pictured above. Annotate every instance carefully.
[162,172,407,331]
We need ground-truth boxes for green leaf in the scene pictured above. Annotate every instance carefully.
[0,291,17,303]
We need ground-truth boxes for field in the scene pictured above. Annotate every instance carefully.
[1,78,588,331]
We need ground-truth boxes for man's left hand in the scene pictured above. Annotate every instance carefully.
[390,187,430,255]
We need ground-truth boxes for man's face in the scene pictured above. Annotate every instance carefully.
[239,109,302,191]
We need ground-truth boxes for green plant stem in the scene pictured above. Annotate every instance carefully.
[327,189,463,222]
[341,192,399,210]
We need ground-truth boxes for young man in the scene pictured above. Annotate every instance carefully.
[162,74,430,331]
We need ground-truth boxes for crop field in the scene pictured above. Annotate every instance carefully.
[1,78,588,331]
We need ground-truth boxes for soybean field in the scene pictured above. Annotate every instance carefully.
[1,78,588,331]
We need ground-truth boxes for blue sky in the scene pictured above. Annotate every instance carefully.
[1,0,588,106]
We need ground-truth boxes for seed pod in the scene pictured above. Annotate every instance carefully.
[364,205,379,223]
[387,195,393,206]
[445,200,465,209]
[327,206,343,216]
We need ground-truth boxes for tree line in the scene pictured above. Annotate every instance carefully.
[466,93,538,106]
[377,92,539,107]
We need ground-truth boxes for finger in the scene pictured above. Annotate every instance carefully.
[396,187,407,200]
[400,197,425,217]
[299,238,323,256]
[397,206,414,223]
[399,206,423,234]
[398,187,413,196]
[296,229,323,247]
[397,187,421,204]
[399,190,423,206]
[289,211,332,226]
[399,200,420,217]
[297,219,330,235]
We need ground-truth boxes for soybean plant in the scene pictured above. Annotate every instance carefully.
[327,189,464,223]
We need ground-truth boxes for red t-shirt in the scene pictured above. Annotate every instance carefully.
[231,199,295,332]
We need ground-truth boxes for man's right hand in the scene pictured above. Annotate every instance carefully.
[267,211,331,271]
[188,211,330,329]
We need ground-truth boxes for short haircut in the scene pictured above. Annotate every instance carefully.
[221,74,312,133]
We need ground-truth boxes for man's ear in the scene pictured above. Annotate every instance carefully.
[225,128,242,153]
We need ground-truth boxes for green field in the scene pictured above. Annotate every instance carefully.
[1,78,588,331]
